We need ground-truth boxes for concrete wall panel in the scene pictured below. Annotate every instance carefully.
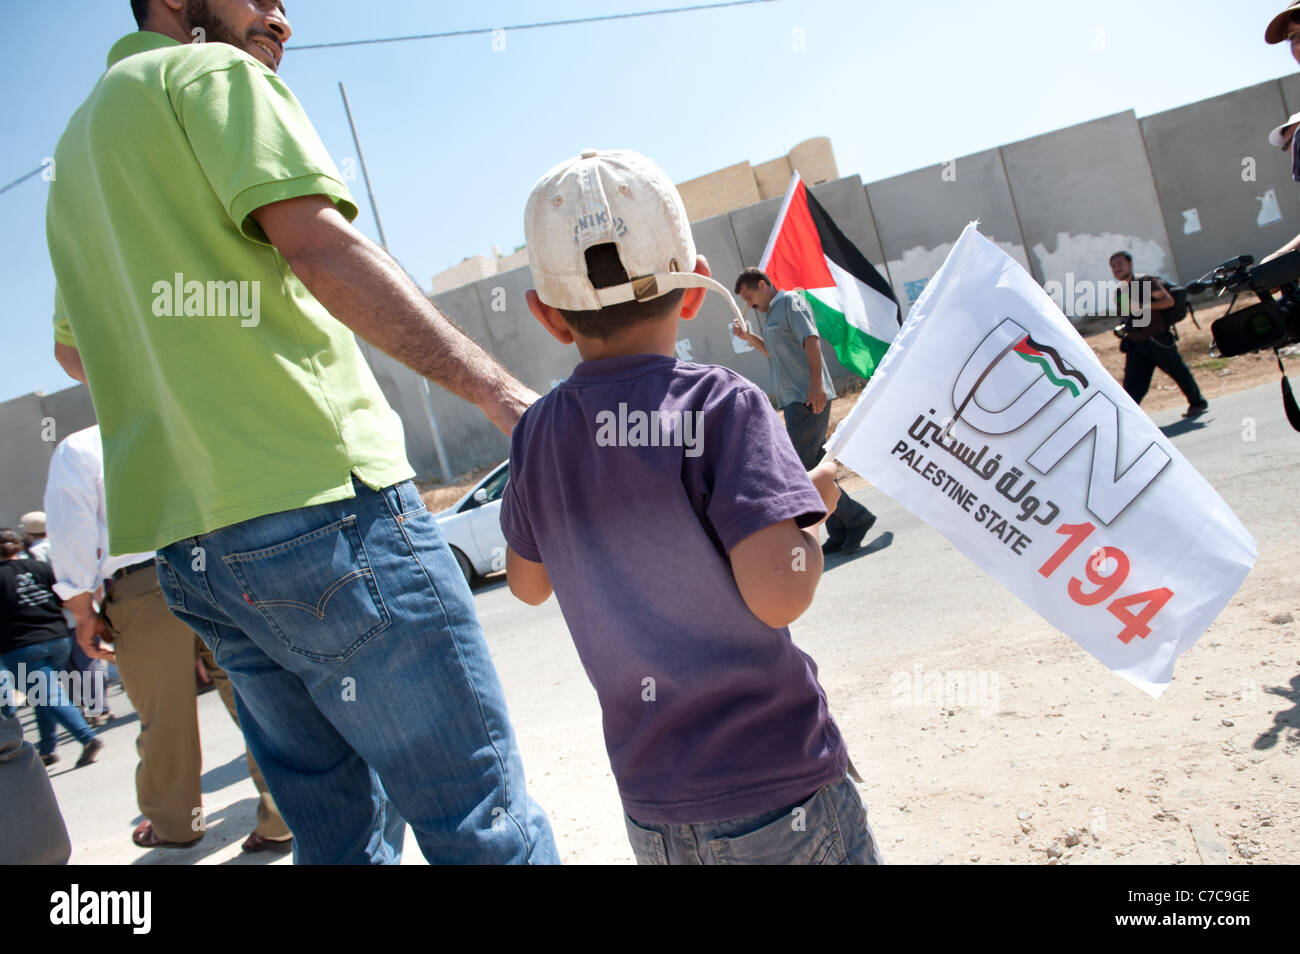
[1280,73,1300,115]
[1002,112,1176,304]
[0,387,97,527]
[1142,80,1300,284]
[1,395,55,526]
[867,149,1030,317]
[476,264,581,394]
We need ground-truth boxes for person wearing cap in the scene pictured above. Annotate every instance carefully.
[45,424,292,852]
[44,0,557,863]
[18,512,50,564]
[504,148,883,864]
[1264,2,1300,262]
[731,270,879,554]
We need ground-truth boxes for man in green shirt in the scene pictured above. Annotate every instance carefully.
[47,0,558,864]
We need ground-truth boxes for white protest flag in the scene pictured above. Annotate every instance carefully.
[827,224,1257,697]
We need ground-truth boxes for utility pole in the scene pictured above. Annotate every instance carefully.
[338,81,453,483]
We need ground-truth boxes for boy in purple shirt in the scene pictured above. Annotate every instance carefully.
[502,149,882,864]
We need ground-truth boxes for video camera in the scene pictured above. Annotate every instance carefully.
[1188,251,1300,356]
[1188,250,1300,430]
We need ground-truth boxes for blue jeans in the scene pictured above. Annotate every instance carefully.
[624,776,883,864]
[155,479,559,865]
[0,637,98,757]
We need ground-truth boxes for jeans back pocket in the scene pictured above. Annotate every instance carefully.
[708,787,845,865]
[623,816,670,865]
[154,553,186,613]
[223,514,391,662]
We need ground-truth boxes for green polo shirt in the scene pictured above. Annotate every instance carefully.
[46,32,413,554]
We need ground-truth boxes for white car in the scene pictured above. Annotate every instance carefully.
[434,459,510,584]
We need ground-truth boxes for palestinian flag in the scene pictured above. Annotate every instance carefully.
[759,173,900,380]
[1011,334,1089,398]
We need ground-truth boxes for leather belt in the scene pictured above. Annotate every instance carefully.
[110,557,156,585]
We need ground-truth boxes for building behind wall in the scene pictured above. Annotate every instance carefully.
[675,137,839,222]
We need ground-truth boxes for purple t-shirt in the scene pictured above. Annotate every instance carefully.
[501,353,848,824]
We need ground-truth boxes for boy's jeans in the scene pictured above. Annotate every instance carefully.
[155,479,558,865]
[624,776,883,864]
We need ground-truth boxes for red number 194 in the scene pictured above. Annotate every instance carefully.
[1037,522,1173,645]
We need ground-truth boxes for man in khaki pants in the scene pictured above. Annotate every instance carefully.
[46,425,291,851]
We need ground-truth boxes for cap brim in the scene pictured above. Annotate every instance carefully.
[593,271,746,323]
[1266,9,1295,43]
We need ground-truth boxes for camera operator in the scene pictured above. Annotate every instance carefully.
[1110,251,1209,418]
[1264,2,1300,262]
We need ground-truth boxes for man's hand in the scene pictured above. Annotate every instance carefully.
[806,382,828,415]
[251,195,535,436]
[74,611,115,663]
[731,316,768,355]
[1149,278,1174,310]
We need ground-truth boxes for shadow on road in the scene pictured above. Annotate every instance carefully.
[130,798,282,865]
[1159,417,1211,438]
[1254,674,1299,751]
[826,531,894,570]
[199,752,253,792]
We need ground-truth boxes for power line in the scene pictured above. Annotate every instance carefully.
[0,165,45,196]
[293,0,781,51]
[2,1,781,194]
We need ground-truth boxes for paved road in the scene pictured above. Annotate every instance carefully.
[37,380,1298,864]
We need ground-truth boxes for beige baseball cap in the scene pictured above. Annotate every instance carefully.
[1265,1,1300,43]
[18,511,45,535]
[524,149,744,322]
[1269,110,1300,148]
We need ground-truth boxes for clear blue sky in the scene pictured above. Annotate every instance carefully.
[2,0,1297,401]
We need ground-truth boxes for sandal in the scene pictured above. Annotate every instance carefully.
[242,831,294,854]
[132,820,202,849]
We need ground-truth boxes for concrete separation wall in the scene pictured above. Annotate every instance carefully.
[867,148,1031,318]
[1141,79,1300,285]
[1003,111,1176,303]
[0,386,96,527]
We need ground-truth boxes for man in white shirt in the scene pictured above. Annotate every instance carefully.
[45,426,291,852]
